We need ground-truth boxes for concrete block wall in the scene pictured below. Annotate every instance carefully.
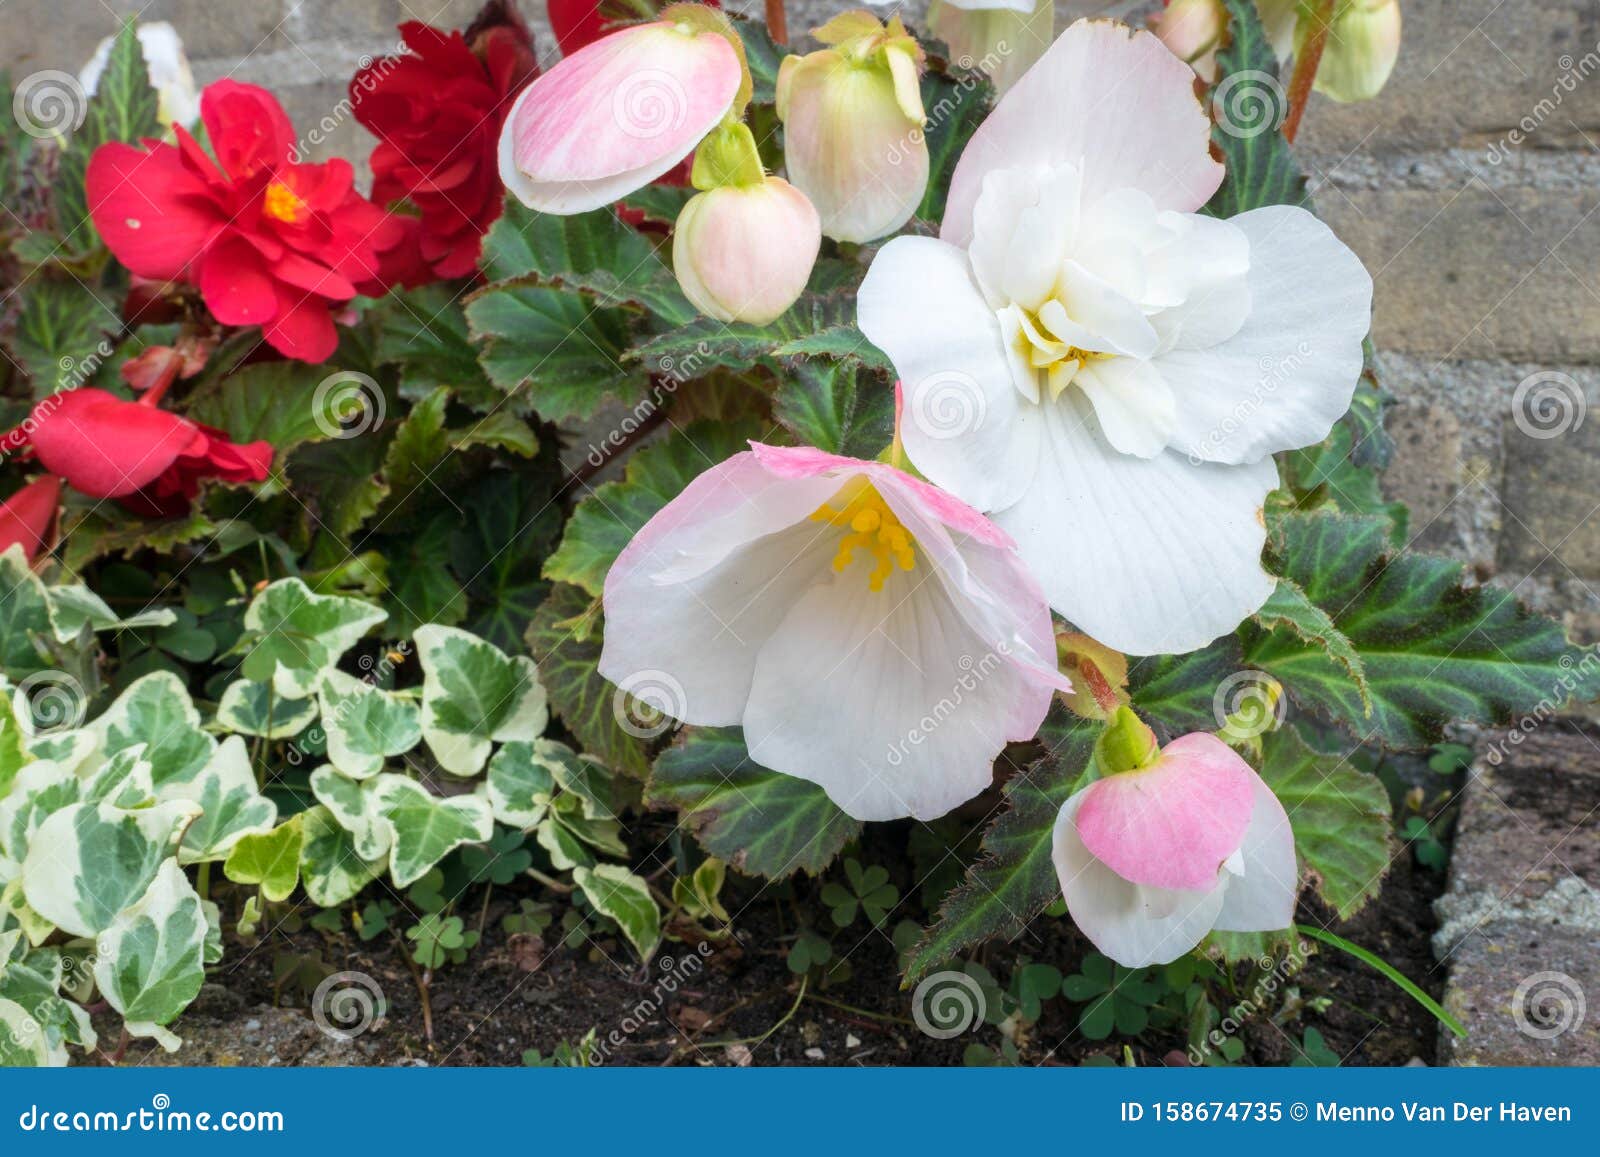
[6,0,1600,640]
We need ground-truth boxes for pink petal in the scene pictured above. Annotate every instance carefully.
[199,236,278,326]
[1074,732,1255,892]
[942,19,1223,248]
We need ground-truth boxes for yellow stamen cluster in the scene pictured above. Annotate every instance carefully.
[262,180,307,225]
[1013,306,1114,400]
[809,478,916,592]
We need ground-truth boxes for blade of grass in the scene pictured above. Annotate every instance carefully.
[1298,924,1466,1038]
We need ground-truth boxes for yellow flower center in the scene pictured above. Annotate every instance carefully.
[809,478,917,593]
[262,180,307,224]
[1012,305,1115,401]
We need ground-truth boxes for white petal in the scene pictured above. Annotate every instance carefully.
[942,20,1223,247]
[1053,788,1226,967]
[1161,206,1373,465]
[969,166,1081,310]
[994,395,1278,656]
[858,236,1042,511]
[743,566,1039,822]
[1214,771,1299,932]
[1056,262,1159,359]
[1074,359,1177,459]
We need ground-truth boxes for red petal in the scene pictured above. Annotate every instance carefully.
[202,80,296,178]
[86,141,220,280]
[261,288,338,362]
[28,389,195,497]
[0,475,61,562]
[199,236,279,326]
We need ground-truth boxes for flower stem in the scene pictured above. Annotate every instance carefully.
[1282,0,1336,143]
[765,0,787,45]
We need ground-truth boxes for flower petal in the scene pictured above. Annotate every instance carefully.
[858,235,1042,512]
[1075,733,1256,891]
[1214,769,1299,932]
[1074,359,1176,459]
[199,237,277,326]
[86,141,219,280]
[1162,206,1373,465]
[28,389,191,497]
[994,394,1277,656]
[1053,787,1226,967]
[942,19,1223,248]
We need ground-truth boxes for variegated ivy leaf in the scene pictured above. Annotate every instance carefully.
[0,690,29,799]
[44,583,177,642]
[215,680,318,740]
[299,805,383,907]
[0,545,53,675]
[572,863,661,962]
[82,747,157,809]
[176,736,278,866]
[486,739,561,829]
[91,671,215,790]
[222,814,303,904]
[241,578,388,698]
[93,860,206,1052]
[0,759,82,867]
[24,728,94,775]
[21,800,199,938]
[369,773,494,887]
[415,625,548,777]
[536,815,591,871]
[0,995,57,1065]
[201,899,224,965]
[0,945,97,1057]
[0,878,55,947]
[318,669,422,779]
[309,765,391,861]
[547,792,627,857]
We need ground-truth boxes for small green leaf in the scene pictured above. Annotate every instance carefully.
[223,814,304,904]
[317,669,422,779]
[415,625,548,777]
[572,863,661,962]
[1202,0,1309,218]
[241,578,388,698]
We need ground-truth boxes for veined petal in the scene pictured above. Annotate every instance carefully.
[1053,787,1226,967]
[1162,206,1373,465]
[858,236,1041,512]
[1074,733,1255,892]
[942,19,1223,248]
[993,395,1277,656]
[1214,769,1299,932]
[1073,359,1177,459]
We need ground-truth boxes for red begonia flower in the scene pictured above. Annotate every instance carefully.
[1,389,272,519]
[352,9,538,282]
[86,80,405,363]
[0,475,62,562]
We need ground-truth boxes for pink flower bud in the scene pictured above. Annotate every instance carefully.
[672,177,821,325]
[1154,0,1228,82]
[498,17,743,214]
[776,13,929,243]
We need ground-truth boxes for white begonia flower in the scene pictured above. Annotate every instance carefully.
[856,19,1373,656]
[80,22,200,132]
[598,444,1069,823]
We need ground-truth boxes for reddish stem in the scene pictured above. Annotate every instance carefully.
[765,0,787,45]
[1282,0,1336,143]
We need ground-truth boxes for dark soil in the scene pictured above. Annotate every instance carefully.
[117,846,1448,1068]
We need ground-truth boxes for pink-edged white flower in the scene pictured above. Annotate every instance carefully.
[498,15,743,214]
[673,175,821,324]
[857,20,1373,656]
[599,443,1068,822]
[1052,727,1297,966]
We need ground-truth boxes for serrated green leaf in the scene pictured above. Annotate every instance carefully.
[648,728,860,879]
[1254,579,1369,711]
[773,360,894,458]
[287,433,392,538]
[627,291,858,377]
[916,66,993,224]
[241,578,388,699]
[370,284,496,406]
[184,362,353,457]
[1249,509,1600,748]
[1256,726,1391,918]
[222,814,303,904]
[7,279,118,397]
[902,708,1098,982]
[317,669,422,779]
[573,863,661,962]
[449,466,563,651]
[415,625,548,777]
[1203,0,1309,218]
[1127,637,1243,738]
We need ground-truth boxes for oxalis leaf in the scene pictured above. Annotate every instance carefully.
[1255,726,1391,920]
[1202,0,1309,218]
[902,708,1099,984]
[1248,509,1600,748]
[647,728,861,880]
